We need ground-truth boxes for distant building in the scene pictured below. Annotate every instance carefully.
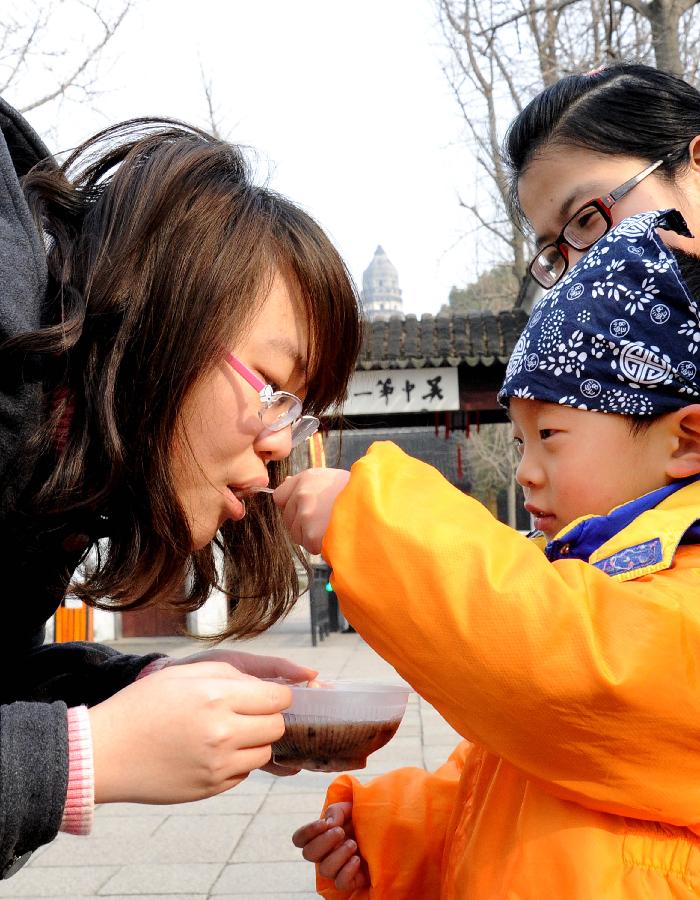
[360,245,403,321]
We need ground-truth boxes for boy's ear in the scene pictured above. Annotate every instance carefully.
[667,404,700,479]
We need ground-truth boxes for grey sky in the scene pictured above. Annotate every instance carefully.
[16,0,483,316]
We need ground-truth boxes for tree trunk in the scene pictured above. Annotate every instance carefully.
[438,0,700,312]
[618,0,697,75]
[648,1,683,73]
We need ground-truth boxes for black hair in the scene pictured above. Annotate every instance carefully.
[674,246,700,303]
[503,63,700,224]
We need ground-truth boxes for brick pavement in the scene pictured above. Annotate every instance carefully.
[0,598,459,899]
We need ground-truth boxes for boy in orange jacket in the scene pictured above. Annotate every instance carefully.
[276,209,700,899]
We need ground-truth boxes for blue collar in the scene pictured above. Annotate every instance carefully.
[545,475,700,564]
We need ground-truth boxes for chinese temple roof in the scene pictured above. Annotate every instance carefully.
[357,308,528,370]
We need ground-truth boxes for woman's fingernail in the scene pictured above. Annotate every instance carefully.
[346,839,356,851]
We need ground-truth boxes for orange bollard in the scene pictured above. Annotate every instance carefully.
[54,601,93,642]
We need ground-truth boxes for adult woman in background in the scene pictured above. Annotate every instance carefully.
[0,98,361,875]
[504,63,700,290]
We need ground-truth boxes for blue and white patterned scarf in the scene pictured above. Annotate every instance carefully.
[498,209,700,415]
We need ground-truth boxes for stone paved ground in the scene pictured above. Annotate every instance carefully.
[1,598,459,899]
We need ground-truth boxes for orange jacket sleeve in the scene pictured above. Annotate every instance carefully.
[317,742,472,900]
[322,442,700,827]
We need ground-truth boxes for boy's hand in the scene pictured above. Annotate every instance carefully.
[292,801,369,892]
[273,469,350,555]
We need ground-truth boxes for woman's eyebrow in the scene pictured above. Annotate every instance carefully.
[535,183,604,248]
[558,184,600,219]
[267,337,306,371]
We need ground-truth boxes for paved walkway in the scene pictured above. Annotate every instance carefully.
[1,598,460,899]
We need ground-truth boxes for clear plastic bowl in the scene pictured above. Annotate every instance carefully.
[272,680,410,772]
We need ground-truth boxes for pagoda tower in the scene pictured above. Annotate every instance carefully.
[360,245,403,321]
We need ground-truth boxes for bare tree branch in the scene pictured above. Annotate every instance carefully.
[617,0,700,72]
[437,0,700,314]
[20,0,132,113]
[200,66,223,140]
[616,0,645,14]
[459,198,512,243]
[0,1,134,116]
[477,0,580,36]
[0,14,44,94]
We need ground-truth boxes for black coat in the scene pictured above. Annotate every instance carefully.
[0,98,160,878]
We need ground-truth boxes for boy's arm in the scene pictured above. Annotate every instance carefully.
[323,441,700,826]
[316,742,471,900]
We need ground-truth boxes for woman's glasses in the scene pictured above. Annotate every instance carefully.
[529,158,665,289]
[225,352,319,448]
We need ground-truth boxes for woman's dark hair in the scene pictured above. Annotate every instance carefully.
[8,118,363,639]
[504,63,700,224]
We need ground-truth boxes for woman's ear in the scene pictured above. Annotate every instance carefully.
[667,404,700,479]
[688,135,700,173]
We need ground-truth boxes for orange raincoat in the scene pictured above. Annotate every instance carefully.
[317,442,700,899]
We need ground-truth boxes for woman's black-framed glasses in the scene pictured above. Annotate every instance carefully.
[529,158,665,289]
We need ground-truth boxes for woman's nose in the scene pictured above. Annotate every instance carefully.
[254,424,293,462]
[567,247,586,267]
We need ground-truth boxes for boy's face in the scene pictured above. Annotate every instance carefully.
[509,398,673,539]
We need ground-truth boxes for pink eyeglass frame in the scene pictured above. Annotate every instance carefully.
[224,351,320,446]
[225,352,274,399]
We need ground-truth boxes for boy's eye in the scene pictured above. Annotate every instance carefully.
[539,429,555,440]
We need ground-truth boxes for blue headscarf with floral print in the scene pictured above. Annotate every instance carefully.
[498,209,700,415]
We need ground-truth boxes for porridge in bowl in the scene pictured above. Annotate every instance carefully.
[272,680,410,772]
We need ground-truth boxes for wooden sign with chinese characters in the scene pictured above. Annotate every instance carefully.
[342,367,460,415]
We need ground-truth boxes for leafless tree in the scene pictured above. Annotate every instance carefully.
[438,0,700,305]
[438,0,595,298]
[461,423,519,524]
[0,1,133,119]
[200,65,225,141]
[618,0,699,73]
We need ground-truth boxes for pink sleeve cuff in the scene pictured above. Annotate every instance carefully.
[136,656,170,680]
[60,706,95,836]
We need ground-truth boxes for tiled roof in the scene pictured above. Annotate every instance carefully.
[357,309,528,370]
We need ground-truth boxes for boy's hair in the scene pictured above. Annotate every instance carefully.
[7,118,363,639]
